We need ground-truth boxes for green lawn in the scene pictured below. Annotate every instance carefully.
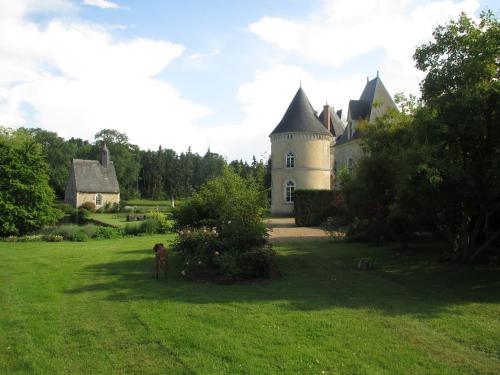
[1,237,499,374]
[124,199,173,206]
[89,213,140,228]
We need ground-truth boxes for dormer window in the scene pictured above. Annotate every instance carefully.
[286,152,295,168]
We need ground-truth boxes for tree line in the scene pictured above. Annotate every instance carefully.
[21,128,270,200]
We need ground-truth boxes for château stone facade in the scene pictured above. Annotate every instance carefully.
[269,74,396,215]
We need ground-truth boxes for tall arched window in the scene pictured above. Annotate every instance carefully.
[286,152,295,168]
[95,193,103,206]
[285,180,295,203]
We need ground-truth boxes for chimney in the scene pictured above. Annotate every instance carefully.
[101,144,109,168]
[322,104,331,131]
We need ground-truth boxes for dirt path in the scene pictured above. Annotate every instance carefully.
[266,217,329,243]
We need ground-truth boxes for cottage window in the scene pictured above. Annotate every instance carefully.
[333,161,337,176]
[95,193,103,206]
[348,158,353,175]
[285,180,295,203]
[286,152,295,168]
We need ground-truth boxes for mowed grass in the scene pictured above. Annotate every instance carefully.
[0,237,499,374]
[89,213,140,228]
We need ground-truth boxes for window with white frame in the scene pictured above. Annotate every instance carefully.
[286,151,295,168]
[285,180,295,203]
[95,193,103,206]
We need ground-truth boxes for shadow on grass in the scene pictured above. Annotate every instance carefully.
[65,241,500,317]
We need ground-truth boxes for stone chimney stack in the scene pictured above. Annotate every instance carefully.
[101,144,110,168]
[322,104,331,131]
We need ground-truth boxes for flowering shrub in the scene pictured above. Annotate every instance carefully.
[173,170,275,281]
[174,223,274,281]
[42,234,64,242]
[79,201,96,213]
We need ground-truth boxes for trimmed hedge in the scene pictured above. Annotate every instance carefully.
[294,189,339,226]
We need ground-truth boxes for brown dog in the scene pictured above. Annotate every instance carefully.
[153,243,167,280]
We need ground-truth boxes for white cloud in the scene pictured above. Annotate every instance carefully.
[186,53,202,61]
[249,0,480,96]
[82,0,120,9]
[0,1,210,153]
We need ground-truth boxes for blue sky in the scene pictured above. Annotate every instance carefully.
[0,0,497,160]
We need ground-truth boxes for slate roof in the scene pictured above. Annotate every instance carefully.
[347,99,371,120]
[270,87,332,136]
[318,106,345,137]
[71,159,120,193]
[336,76,397,145]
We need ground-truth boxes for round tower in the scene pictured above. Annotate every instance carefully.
[269,87,333,215]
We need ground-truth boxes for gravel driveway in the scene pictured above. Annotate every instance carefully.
[266,217,329,243]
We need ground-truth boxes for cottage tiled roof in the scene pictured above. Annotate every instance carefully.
[270,87,332,136]
[71,159,119,193]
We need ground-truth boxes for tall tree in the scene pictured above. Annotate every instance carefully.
[23,128,77,198]
[0,128,61,236]
[413,11,500,261]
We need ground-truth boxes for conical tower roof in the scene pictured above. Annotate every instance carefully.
[270,87,332,136]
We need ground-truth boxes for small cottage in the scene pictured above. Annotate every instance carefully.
[64,144,120,208]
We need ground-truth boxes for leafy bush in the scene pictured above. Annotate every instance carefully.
[138,210,173,234]
[17,235,43,242]
[93,226,122,239]
[48,224,91,241]
[42,234,63,242]
[96,202,120,214]
[148,209,173,233]
[0,128,62,237]
[175,228,224,279]
[173,169,267,229]
[102,202,120,213]
[79,201,96,213]
[69,208,90,224]
[174,226,275,281]
[123,223,142,236]
[172,170,274,281]
[238,246,275,279]
[139,219,160,234]
[53,203,74,215]
[294,190,342,226]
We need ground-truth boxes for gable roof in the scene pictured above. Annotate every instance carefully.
[337,76,397,146]
[270,87,332,136]
[347,99,371,121]
[350,76,397,121]
[71,159,119,193]
[318,106,345,137]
